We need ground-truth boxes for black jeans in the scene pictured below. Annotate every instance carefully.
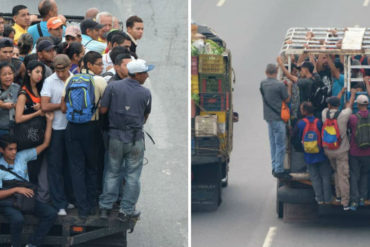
[47,129,73,210]
[349,155,370,203]
[0,199,57,247]
[66,122,98,216]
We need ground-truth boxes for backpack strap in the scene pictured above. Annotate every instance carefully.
[327,109,341,120]
[0,165,29,183]
[37,23,43,38]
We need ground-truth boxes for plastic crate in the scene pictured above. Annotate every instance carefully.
[199,93,229,111]
[191,56,198,75]
[198,54,225,74]
[195,115,218,137]
[199,74,229,93]
[195,136,220,156]
[191,74,199,94]
[200,111,227,134]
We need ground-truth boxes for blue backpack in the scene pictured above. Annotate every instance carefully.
[65,74,97,123]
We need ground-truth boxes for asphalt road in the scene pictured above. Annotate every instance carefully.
[192,1,370,247]
[1,1,188,246]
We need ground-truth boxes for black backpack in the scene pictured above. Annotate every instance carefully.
[309,76,328,111]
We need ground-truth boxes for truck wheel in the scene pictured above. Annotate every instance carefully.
[276,179,284,218]
[221,162,229,187]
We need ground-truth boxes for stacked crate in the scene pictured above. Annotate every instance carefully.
[193,53,232,156]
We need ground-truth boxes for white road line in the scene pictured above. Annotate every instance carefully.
[364,0,369,7]
[217,0,226,7]
[262,227,277,247]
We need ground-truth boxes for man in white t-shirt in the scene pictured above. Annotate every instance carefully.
[41,54,73,216]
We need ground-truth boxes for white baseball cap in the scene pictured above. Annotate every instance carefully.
[356,94,369,104]
[127,59,155,74]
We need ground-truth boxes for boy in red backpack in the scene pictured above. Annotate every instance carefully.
[321,91,356,210]
[296,102,333,205]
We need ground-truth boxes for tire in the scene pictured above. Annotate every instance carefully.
[221,161,229,187]
[276,200,284,218]
[221,174,228,187]
[77,232,127,247]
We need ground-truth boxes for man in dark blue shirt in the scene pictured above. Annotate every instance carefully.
[98,59,153,221]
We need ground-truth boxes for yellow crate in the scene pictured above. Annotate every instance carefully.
[198,54,225,74]
[191,75,199,94]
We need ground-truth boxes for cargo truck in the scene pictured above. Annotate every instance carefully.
[276,27,370,219]
[0,14,135,246]
[191,24,237,211]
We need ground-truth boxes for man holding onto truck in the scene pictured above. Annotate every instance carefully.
[260,63,291,179]
[348,94,370,210]
[321,91,355,210]
[98,58,153,221]
[0,113,57,247]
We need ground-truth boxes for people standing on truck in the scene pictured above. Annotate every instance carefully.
[0,62,20,136]
[327,55,344,100]
[36,39,56,77]
[102,32,132,74]
[316,54,332,96]
[15,61,46,183]
[295,101,333,205]
[0,38,26,84]
[64,25,82,44]
[28,0,63,46]
[85,8,100,20]
[0,14,5,37]
[102,45,132,81]
[61,42,85,74]
[80,19,106,54]
[125,16,144,53]
[46,17,64,45]
[348,94,370,210]
[321,92,355,210]
[260,63,292,179]
[98,58,153,221]
[107,52,132,84]
[12,5,31,45]
[41,54,74,216]
[17,33,33,62]
[61,51,107,220]
[96,12,113,43]
[0,113,56,247]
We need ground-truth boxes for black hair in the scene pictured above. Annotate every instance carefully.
[334,61,344,73]
[3,25,15,38]
[23,53,38,68]
[111,34,128,47]
[130,51,138,59]
[0,134,17,149]
[39,0,54,18]
[114,53,131,66]
[23,60,45,96]
[0,62,15,85]
[107,30,124,43]
[12,5,27,16]
[301,101,314,115]
[109,46,130,64]
[61,42,83,61]
[18,33,33,55]
[83,51,102,71]
[126,16,143,28]
[0,38,14,49]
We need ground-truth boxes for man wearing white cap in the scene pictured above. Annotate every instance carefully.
[98,59,154,221]
[348,94,370,210]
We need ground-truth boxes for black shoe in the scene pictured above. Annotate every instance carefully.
[100,209,110,219]
[272,170,277,177]
[118,210,141,222]
[275,172,292,180]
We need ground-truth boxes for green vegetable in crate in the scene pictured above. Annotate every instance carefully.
[191,44,199,56]
[204,39,225,55]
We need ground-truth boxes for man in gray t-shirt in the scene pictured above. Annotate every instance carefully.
[260,64,291,178]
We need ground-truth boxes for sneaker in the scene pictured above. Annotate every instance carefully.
[343,205,350,211]
[335,197,341,202]
[317,201,324,205]
[275,172,291,180]
[118,210,141,222]
[25,244,37,247]
[58,209,67,216]
[99,209,110,219]
[67,203,75,209]
[359,198,365,206]
[350,202,358,211]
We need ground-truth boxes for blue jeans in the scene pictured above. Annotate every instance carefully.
[267,120,286,173]
[66,122,98,216]
[307,160,333,203]
[99,138,144,214]
[0,199,57,247]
